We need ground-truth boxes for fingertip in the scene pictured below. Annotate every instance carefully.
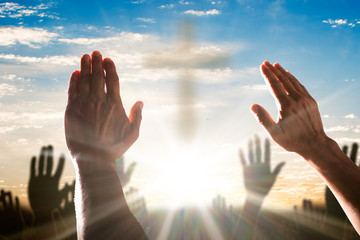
[137,101,144,110]
[91,50,102,58]
[81,54,90,65]
[250,104,259,114]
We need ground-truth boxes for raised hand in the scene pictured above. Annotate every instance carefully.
[28,145,65,221]
[65,51,143,164]
[65,51,147,240]
[116,156,136,187]
[250,61,327,159]
[240,135,285,198]
[325,143,359,222]
[250,61,360,234]
[0,189,24,239]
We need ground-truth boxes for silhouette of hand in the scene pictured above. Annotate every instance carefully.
[28,145,65,221]
[116,156,136,187]
[325,143,359,221]
[65,51,143,163]
[59,180,76,228]
[240,136,285,197]
[0,189,24,238]
[251,61,328,159]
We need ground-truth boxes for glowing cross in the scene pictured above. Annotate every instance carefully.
[145,21,229,142]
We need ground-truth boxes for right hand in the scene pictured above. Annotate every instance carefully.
[251,61,329,159]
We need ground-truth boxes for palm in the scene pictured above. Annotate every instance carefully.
[240,136,285,197]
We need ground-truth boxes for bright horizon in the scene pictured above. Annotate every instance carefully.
[1,0,360,210]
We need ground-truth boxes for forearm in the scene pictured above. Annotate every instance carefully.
[302,137,360,234]
[232,195,263,240]
[74,158,147,240]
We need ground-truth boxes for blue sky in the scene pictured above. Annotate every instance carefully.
[1,0,360,209]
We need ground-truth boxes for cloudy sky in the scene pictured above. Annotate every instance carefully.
[1,0,360,210]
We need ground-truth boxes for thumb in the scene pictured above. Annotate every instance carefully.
[272,161,285,177]
[129,101,143,138]
[250,104,277,135]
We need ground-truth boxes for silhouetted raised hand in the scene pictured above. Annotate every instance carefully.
[116,156,136,187]
[240,135,285,198]
[325,143,358,222]
[0,189,24,240]
[28,145,65,222]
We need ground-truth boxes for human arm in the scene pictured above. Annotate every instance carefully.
[235,136,284,239]
[64,51,147,240]
[250,61,360,234]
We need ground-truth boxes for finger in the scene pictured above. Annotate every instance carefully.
[39,146,46,177]
[5,192,12,211]
[350,143,358,163]
[104,58,121,103]
[30,156,36,177]
[15,196,19,212]
[126,162,137,179]
[264,138,270,165]
[46,145,53,177]
[79,54,91,98]
[250,104,281,137]
[129,101,144,141]
[272,162,285,177]
[90,51,105,99]
[248,139,254,164]
[273,63,303,94]
[342,145,349,155]
[265,62,298,98]
[68,71,80,104]
[1,190,7,210]
[254,135,261,163]
[261,62,288,106]
[239,149,246,166]
[54,154,65,180]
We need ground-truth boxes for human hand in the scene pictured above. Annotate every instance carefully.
[250,61,328,159]
[240,135,285,198]
[0,189,24,238]
[64,51,143,164]
[116,156,136,187]
[28,145,65,221]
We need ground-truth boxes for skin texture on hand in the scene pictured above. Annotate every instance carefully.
[250,61,328,159]
[65,51,147,240]
[240,135,285,198]
[65,51,143,165]
[28,145,65,221]
[251,61,360,235]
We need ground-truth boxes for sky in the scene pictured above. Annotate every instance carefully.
[0,0,360,210]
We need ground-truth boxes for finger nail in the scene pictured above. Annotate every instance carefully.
[138,101,144,110]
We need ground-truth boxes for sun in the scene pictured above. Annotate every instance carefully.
[158,144,214,207]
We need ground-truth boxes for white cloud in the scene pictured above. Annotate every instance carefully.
[0,83,20,97]
[183,9,221,16]
[325,125,350,132]
[322,18,358,28]
[0,27,58,47]
[0,2,59,19]
[136,18,155,23]
[59,32,147,45]
[0,54,78,66]
[179,0,191,4]
[241,84,267,91]
[159,4,174,9]
[344,114,357,119]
